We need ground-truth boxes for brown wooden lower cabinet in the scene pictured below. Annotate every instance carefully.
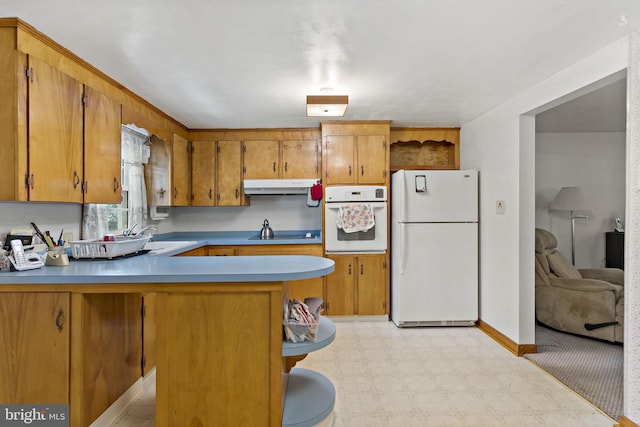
[0,283,284,427]
[325,253,388,315]
[0,292,142,426]
[0,292,70,404]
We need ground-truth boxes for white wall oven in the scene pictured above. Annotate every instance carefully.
[324,186,388,254]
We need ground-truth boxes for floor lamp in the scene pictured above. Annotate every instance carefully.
[550,186,589,265]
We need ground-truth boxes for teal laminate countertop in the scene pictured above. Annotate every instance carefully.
[152,229,322,246]
[0,230,331,285]
[0,255,333,284]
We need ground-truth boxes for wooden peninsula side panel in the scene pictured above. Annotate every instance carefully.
[155,282,284,427]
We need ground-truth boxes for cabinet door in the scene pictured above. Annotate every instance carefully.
[28,56,84,202]
[282,140,319,179]
[243,140,279,179]
[356,254,388,315]
[217,140,243,206]
[0,292,70,403]
[172,134,191,206]
[356,135,387,184]
[83,86,122,203]
[325,254,355,315]
[145,135,172,206]
[324,135,354,185]
[191,140,216,206]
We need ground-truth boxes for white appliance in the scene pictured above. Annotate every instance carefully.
[243,178,318,195]
[391,170,478,327]
[324,186,387,254]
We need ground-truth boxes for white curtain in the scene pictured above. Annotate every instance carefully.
[121,125,151,232]
[81,125,150,239]
[81,204,109,240]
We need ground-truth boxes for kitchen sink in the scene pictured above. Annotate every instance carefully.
[144,241,199,255]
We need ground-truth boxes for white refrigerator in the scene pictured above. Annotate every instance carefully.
[391,169,478,327]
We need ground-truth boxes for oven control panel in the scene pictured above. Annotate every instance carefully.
[325,186,387,202]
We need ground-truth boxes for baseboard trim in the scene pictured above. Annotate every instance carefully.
[476,319,537,356]
[617,415,640,427]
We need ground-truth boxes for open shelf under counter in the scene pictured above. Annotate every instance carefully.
[282,316,336,427]
[282,316,336,357]
[282,368,335,427]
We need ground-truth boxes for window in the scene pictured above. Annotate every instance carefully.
[83,125,150,239]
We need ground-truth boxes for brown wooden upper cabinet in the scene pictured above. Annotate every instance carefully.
[25,55,84,203]
[191,140,246,206]
[323,135,387,185]
[217,140,244,206]
[243,140,319,179]
[84,86,122,204]
[172,133,191,206]
[191,140,217,206]
[0,38,122,203]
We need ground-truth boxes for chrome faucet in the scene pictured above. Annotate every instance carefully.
[135,226,158,237]
[122,223,138,236]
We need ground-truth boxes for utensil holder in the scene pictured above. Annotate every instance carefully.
[46,247,69,266]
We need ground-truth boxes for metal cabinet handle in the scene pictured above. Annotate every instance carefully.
[235,188,239,199]
[273,162,276,172]
[73,171,80,189]
[113,177,120,192]
[348,166,352,176]
[361,165,364,176]
[174,187,178,198]
[208,189,213,199]
[55,309,65,332]
[284,162,288,172]
[348,264,352,275]
[360,264,364,274]
[159,188,166,199]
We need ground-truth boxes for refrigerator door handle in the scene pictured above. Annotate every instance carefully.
[399,223,407,275]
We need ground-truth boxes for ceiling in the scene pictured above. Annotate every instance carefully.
[2,1,640,130]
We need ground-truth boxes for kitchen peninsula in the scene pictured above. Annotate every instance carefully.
[0,253,334,427]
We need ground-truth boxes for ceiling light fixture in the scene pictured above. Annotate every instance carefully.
[306,94,349,117]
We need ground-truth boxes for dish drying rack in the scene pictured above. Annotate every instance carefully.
[70,236,152,259]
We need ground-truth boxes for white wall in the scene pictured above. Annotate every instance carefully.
[535,132,626,268]
[460,37,629,345]
[168,195,322,232]
[0,196,321,245]
[0,202,82,244]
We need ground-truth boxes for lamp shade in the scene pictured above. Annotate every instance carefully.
[549,186,588,211]
[306,95,348,117]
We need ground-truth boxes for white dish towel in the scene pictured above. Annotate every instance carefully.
[336,204,375,233]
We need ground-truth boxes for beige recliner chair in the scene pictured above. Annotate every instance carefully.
[535,228,624,343]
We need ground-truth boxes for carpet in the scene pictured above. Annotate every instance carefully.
[524,325,623,420]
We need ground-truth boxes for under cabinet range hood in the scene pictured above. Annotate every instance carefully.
[243,179,318,195]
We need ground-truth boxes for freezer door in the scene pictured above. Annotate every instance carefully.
[391,222,478,324]
[392,170,478,223]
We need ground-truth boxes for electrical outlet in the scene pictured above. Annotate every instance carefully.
[62,232,73,247]
[496,200,505,214]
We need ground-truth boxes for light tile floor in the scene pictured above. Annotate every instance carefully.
[109,321,614,427]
